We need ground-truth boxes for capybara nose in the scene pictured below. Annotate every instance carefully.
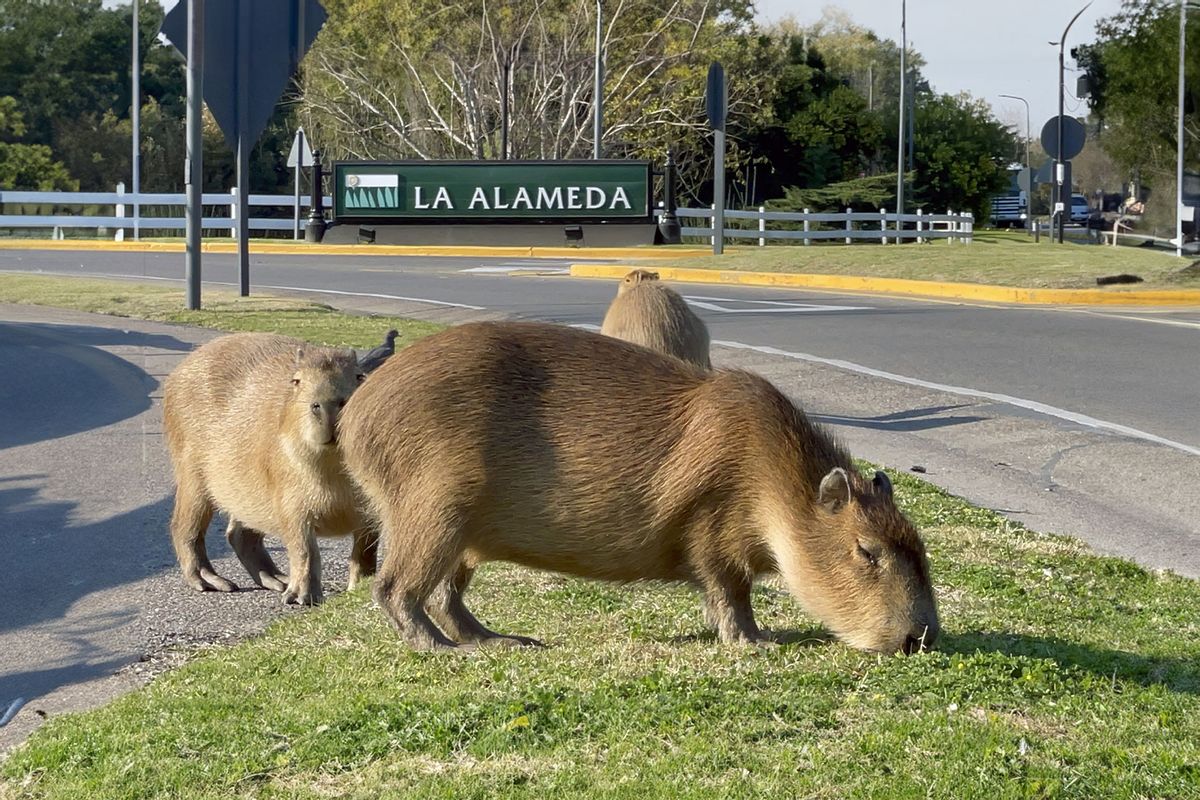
[902,635,921,655]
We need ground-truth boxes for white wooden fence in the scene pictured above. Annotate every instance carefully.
[1,187,974,246]
[0,185,332,240]
[676,206,974,245]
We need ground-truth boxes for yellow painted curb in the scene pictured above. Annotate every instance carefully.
[0,239,710,260]
[569,264,1200,307]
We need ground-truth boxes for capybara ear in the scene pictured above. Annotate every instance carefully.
[295,347,306,366]
[818,467,851,513]
[347,349,358,363]
[648,271,660,280]
[872,470,893,498]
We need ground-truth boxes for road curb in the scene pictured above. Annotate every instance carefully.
[0,239,710,260]
[568,264,1200,307]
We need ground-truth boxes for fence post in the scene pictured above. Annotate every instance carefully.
[758,205,765,247]
[114,181,126,241]
[845,207,852,244]
[916,208,924,244]
[230,187,239,240]
[947,208,954,244]
[803,208,811,246]
[965,212,974,245]
[880,208,888,245]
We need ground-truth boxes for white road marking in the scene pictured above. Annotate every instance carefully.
[460,264,571,274]
[572,322,1200,458]
[712,339,1200,459]
[86,272,486,310]
[683,295,870,313]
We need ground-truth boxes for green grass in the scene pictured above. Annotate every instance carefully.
[658,232,1199,290]
[2,272,1198,797]
[2,476,1198,798]
[0,273,443,350]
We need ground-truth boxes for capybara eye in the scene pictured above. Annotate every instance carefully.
[857,543,878,566]
[310,402,321,414]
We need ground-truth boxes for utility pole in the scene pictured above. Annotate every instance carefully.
[593,0,603,159]
[895,0,906,233]
[1176,1,1191,258]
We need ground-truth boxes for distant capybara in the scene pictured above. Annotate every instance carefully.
[600,269,711,368]
[338,321,938,653]
[163,333,375,605]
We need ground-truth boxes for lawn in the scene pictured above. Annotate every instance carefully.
[1,272,1197,799]
[654,232,1199,290]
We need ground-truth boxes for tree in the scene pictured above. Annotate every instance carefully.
[0,96,77,190]
[1078,1,1199,224]
[908,92,1017,218]
[299,0,771,196]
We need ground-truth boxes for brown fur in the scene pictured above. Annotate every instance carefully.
[163,332,376,605]
[338,321,938,653]
[600,269,712,368]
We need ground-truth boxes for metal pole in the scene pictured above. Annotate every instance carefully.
[501,54,510,160]
[185,0,204,310]
[895,0,906,228]
[1000,94,1031,228]
[236,0,250,295]
[294,128,304,240]
[593,0,603,159]
[1056,2,1092,244]
[713,127,725,255]
[131,0,141,241]
[1177,0,1187,258]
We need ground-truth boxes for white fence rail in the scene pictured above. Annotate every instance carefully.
[0,185,333,239]
[676,206,974,245]
[2,188,975,246]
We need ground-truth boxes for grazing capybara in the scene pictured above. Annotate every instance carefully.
[163,333,375,605]
[600,269,712,368]
[338,321,938,653]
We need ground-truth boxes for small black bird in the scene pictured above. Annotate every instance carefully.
[358,329,399,374]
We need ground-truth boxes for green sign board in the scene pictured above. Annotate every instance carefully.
[332,160,652,222]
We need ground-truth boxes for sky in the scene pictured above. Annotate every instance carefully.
[755,0,1126,143]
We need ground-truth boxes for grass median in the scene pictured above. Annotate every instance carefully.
[0,273,443,349]
[1,272,1198,798]
[658,232,1199,290]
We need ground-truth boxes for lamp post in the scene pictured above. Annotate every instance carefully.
[895,0,906,231]
[593,0,603,159]
[1000,94,1031,229]
[1051,2,1092,244]
[1176,2,1199,257]
[131,0,140,241]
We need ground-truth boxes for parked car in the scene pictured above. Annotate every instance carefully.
[1070,193,1090,223]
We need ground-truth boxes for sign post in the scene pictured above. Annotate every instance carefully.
[706,62,727,255]
[287,127,314,239]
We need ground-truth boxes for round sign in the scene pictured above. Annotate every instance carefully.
[1040,116,1086,160]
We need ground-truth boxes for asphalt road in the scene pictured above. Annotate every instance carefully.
[1,246,1198,750]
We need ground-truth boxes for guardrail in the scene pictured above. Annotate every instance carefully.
[676,206,974,245]
[0,184,332,240]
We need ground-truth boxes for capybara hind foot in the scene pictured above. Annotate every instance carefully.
[183,566,238,593]
[226,522,288,592]
[424,572,543,648]
[475,633,544,649]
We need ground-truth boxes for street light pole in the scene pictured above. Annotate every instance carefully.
[1053,2,1092,244]
[1000,94,1031,228]
[895,0,906,231]
[593,0,603,159]
[131,0,140,241]
[1176,1,1189,258]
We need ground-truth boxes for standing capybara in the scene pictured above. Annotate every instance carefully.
[163,333,375,605]
[338,321,938,653]
[600,269,712,368]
